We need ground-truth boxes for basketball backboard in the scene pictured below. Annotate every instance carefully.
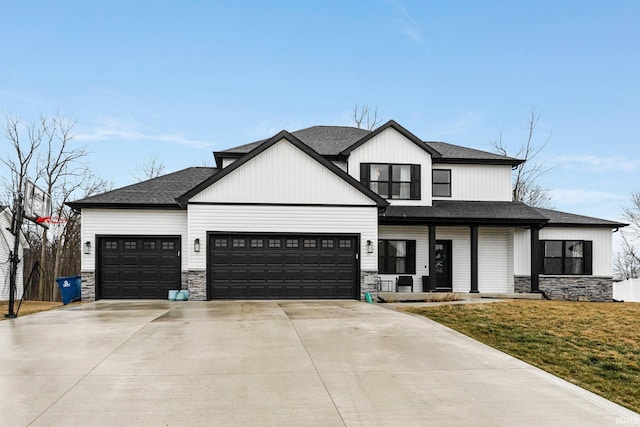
[24,180,51,226]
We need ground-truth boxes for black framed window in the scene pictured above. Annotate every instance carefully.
[105,241,118,250]
[268,239,281,248]
[124,241,137,250]
[542,240,592,275]
[360,163,420,200]
[321,239,334,248]
[432,169,451,197]
[378,240,416,274]
[161,241,175,250]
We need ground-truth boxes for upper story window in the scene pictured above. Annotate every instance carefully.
[432,169,451,197]
[542,240,592,275]
[360,163,420,200]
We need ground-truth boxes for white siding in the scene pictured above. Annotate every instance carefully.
[513,227,614,276]
[0,209,25,300]
[378,225,429,292]
[221,158,236,168]
[191,139,374,206]
[513,227,531,275]
[437,227,472,293]
[81,209,188,271]
[332,161,348,172]
[432,163,512,202]
[188,205,378,271]
[347,128,433,206]
[478,227,514,293]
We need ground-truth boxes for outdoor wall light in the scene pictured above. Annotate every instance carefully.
[367,240,373,253]
[83,241,91,255]
[194,238,200,252]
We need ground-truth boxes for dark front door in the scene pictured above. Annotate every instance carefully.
[435,240,452,291]
[208,234,359,300]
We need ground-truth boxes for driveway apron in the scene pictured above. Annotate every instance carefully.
[0,300,637,426]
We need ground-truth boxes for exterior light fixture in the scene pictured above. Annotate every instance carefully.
[367,240,373,253]
[83,241,91,255]
[194,238,200,252]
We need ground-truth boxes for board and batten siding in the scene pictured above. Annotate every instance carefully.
[0,210,24,300]
[437,226,472,293]
[432,163,512,202]
[347,127,433,206]
[378,225,429,291]
[81,209,188,271]
[514,227,613,276]
[191,139,374,206]
[188,204,379,271]
[478,227,514,293]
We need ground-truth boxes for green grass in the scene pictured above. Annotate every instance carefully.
[405,300,640,413]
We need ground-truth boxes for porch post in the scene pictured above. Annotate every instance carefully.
[428,225,436,291]
[470,225,479,293]
[530,226,540,293]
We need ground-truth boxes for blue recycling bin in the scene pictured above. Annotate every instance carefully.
[56,275,81,305]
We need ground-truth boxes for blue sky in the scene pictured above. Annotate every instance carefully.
[1,0,638,224]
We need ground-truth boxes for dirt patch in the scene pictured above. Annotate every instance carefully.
[0,300,65,319]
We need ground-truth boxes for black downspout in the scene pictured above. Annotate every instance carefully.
[428,225,436,291]
[470,225,479,293]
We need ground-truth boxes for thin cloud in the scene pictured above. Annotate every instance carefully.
[551,154,640,173]
[76,117,214,149]
[387,0,423,44]
[549,189,627,206]
[430,111,484,137]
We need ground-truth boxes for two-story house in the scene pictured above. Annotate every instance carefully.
[68,120,625,302]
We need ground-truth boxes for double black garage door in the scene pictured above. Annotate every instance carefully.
[208,234,359,299]
[97,234,359,300]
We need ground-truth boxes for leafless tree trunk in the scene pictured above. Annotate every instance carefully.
[491,111,553,208]
[2,113,110,301]
[352,103,382,131]
[133,154,166,182]
[614,191,640,280]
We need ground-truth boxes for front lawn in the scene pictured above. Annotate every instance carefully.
[405,300,640,413]
[0,301,64,319]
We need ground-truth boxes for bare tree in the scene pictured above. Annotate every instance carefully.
[614,190,640,280]
[491,111,553,208]
[1,113,105,301]
[133,154,166,182]
[352,103,382,131]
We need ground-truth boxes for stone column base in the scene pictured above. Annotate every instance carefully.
[187,270,207,301]
[360,270,379,301]
[80,271,96,302]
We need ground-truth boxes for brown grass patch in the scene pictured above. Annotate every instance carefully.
[405,300,640,413]
[381,292,461,303]
[0,300,64,319]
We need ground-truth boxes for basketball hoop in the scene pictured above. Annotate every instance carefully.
[36,216,67,225]
[35,216,67,229]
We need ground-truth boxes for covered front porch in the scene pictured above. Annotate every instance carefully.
[376,201,549,295]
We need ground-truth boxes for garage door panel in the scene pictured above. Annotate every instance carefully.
[98,237,180,299]
[209,234,358,300]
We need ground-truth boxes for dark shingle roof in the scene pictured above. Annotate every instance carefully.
[426,141,521,165]
[222,126,370,156]
[381,201,548,225]
[67,167,217,209]
[221,124,521,165]
[536,208,627,228]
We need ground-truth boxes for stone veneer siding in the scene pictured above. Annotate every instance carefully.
[80,270,96,302]
[514,275,613,302]
[360,270,378,301]
[187,270,207,301]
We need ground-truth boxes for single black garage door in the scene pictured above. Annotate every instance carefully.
[98,236,181,299]
[208,234,358,299]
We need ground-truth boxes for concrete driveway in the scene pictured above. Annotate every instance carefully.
[1,301,638,426]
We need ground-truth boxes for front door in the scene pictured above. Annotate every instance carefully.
[435,240,452,291]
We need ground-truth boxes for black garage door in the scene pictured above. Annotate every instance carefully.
[98,236,181,299]
[208,234,358,299]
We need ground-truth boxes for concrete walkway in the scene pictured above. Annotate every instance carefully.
[0,300,638,426]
